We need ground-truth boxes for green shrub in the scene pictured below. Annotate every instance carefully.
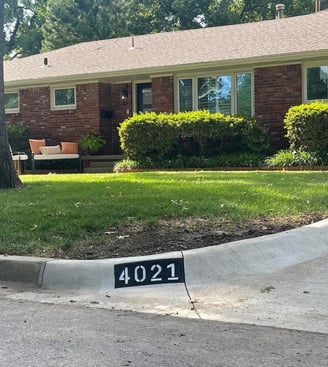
[79,132,105,154]
[6,123,30,152]
[114,158,140,172]
[119,111,271,161]
[284,102,328,156]
[119,113,177,160]
[265,149,324,167]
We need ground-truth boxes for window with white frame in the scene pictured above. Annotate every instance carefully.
[5,92,19,113]
[179,79,193,112]
[52,87,76,109]
[178,72,252,116]
[306,65,328,102]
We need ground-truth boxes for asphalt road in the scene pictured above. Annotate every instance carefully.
[1,296,327,367]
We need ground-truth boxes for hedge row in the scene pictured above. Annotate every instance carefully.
[119,111,271,160]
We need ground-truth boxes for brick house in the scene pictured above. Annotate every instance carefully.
[4,10,328,154]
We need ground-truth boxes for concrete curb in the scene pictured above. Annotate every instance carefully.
[41,251,183,289]
[1,219,328,292]
[0,256,51,286]
[184,218,328,288]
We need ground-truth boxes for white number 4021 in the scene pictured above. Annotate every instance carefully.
[118,262,179,285]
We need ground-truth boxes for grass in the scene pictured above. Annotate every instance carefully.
[0,171,327,256]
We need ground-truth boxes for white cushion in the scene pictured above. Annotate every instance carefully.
[39,145,61,155]
[33,153,79,160]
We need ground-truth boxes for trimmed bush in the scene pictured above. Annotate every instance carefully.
[284,102,328,156]
[119,113,177,160]
[119,111,270,161]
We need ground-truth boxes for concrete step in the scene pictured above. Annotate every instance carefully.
[88,161,115,168]
[81,155,124,173]
[84,166,115,173]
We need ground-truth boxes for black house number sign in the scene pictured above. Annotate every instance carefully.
[114,258,185,288]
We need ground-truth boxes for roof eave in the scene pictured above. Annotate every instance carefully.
[5,50,328,88]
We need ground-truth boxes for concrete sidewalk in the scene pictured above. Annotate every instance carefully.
[1,219,328,333]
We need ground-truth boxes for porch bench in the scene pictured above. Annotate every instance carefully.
[29,139,81,172]
[32,153,81,172]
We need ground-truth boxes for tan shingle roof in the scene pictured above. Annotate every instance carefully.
[4,11,328,86]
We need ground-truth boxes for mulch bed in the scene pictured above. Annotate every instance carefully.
[56,213,326,260]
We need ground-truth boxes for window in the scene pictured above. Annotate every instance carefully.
[52,87,76,109]
[306,65,328,101]
[179,79,193,112]
[198,75,232,115]
[178,72,252,116]
[5,92,19,113]
[236,73,252,116]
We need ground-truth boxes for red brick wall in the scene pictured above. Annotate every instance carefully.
[152,76,174,113]
[6,81,133,154]
[98,83,112,154]
[76,83,101,136]
[6,84,101,144]
[105,83,133,154]
[254,64,302,149]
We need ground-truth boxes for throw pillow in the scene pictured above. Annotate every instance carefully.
[29,139,46,155]
[61,142,78,154]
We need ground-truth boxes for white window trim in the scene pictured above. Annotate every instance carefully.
[303,62,328,103]
[176,71,254,116]
[4,91,20,114]
[51,86,77,110]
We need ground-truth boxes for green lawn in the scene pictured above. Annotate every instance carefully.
[0,171,327,256]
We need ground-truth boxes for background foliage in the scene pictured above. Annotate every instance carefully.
[4,0,326,58]
[6,122,29,152]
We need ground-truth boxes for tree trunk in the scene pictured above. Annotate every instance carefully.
[0,0,22,189]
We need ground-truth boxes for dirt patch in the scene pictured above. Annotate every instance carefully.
[57,214,326,260]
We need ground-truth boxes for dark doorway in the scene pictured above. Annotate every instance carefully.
[137,83,152,113]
